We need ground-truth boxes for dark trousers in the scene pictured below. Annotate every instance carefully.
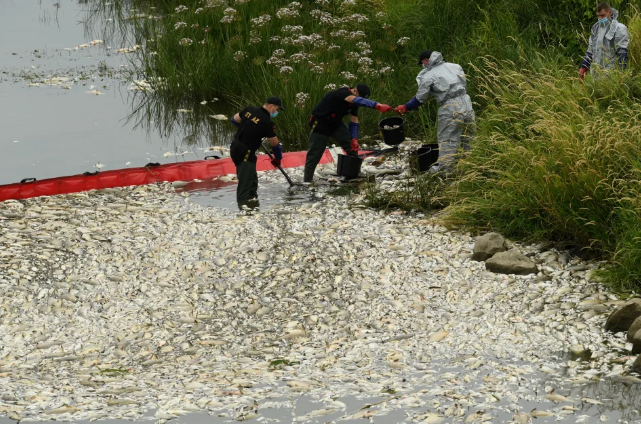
[303,123,352,182]
[230,141,258,205]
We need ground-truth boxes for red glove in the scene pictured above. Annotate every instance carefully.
[375,103,393,113]
[395,105,407,115]
[271,158,281,168]
[579,67,587,81]
[351,138,360,153]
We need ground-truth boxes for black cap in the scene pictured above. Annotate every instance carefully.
[266,96,285,111]
[417,49,433,65]
[356,83,370,99]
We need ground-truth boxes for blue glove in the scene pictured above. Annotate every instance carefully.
[619,52,629,70]
[271,143,283,160]
[349,122,359,139]
[404,97,422,111]
[352,96,378,109]
[230,116,240,128]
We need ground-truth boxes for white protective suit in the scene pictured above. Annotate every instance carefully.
[415,52,476,168]
[585,8,630,77]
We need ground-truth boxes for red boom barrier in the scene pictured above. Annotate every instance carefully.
[0,150,336,202]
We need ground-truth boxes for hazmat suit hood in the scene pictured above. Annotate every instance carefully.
[612,8,619,21]
[424,51,444,72]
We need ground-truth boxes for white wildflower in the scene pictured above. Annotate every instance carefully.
[328,45,341,51]
[174,21,187,30]
[358,57,373,66]
[375,11,387,19]
[223,7,237,15]
[294,92,309,108]
[250,37,261,45]
[233,51,246,61]
[270,36,282,43]
[379,66,394,75]
[282,25,304,34]
[195,8,204,14]
[236,0,249,3]
[251,14,271,27]
[280,66,294,74]
[174,5,188,13]
[339,71,356,80]
[324,83,337,90]
[311,65,324,74]
[220,15,234,23]
[179,38,193,46]
[276,7,299,19]
[397,37,410,46]
[348,31,366,40]
[348,13,368,23]
[272,49,286,57]
[345,51,360,62]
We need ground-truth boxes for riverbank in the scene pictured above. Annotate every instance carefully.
[0,182,636,422]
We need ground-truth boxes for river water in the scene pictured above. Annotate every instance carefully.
[0,0,306,209]
[2,1,641,424]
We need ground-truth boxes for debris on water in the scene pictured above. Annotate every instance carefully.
[382,125,400,130]
[86,89,104,95]
[177,109,193,113]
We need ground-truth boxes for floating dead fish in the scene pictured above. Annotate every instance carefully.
[210,114,228,120]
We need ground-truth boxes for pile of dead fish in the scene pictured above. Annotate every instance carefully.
[0,183,636,423]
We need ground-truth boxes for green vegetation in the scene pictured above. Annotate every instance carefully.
[127,0,632,143]
[115,0,641,290]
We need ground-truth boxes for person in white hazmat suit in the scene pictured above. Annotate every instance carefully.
[395,50,476,174]
[579,3,629,80]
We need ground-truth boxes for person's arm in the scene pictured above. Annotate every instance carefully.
[267,131,283,166]
[344,96,392,112]
[396,80,430,115]
[348,113,360,154]
[230,113,241,128]
[580,30,595,78]
[615,25,630,70]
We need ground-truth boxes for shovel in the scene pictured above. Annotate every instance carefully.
[261,141,296,187]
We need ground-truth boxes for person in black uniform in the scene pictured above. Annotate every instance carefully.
[304,84,392,182]
[229,97,285,207]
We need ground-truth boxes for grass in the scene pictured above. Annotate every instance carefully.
[120,0,624,143]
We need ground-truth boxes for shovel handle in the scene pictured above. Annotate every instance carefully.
[261,142,295,187]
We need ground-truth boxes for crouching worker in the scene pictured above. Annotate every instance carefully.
[395,50,476,175]
[229,97,285,207]
[304,84,392,183]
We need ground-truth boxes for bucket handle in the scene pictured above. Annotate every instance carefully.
[415,147,434,157]
[20,178,36,183]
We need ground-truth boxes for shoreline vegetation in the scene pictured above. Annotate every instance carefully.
[109,0,641,290]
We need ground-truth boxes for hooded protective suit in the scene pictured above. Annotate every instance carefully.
[412,52,476,168]
[582,8,630,76]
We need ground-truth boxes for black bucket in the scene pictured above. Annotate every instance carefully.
[379,117,405,146]
[413,143,440,173]
[337,154,363,178]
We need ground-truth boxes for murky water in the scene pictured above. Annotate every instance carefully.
[0,0,271,208]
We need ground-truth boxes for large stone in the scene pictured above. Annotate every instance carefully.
[632,329,641,354]
[605,298,641,333]
[632,354,641,374]
[472,232,507,261]
[628,316,641,342]
[485,250,538,275]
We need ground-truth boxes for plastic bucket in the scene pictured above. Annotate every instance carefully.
[378,117,405,146]
[337,154,363,178]
[413,143,439,173]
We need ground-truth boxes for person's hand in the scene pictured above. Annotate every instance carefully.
[271,158,281,168]
[395,105,407,115]
[579,67,587,81]
[351,138,360,153]
[375,103,393,113]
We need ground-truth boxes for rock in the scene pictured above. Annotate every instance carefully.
[632,329,641,354]
[632,355,641,374]
[472,232,507,261]
[605,298,641,333]
[484,251,538,275]
[628,316,641,342]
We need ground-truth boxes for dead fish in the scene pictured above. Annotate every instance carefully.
[611,375,641,385]
[86,90,104,95]
[210,114,228,120]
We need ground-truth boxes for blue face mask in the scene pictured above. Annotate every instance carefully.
[422,64,428,69]
[598,17,609,25]
[270,111,279,118]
